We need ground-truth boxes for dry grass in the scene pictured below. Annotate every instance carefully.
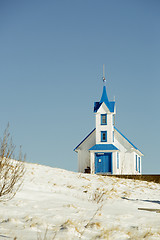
[37,228,48,240]
[0,124,25,201]
[93,225,160,240]
[108,175,160,184]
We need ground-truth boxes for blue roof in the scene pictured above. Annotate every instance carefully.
[100,86,110,107]
[74,128,96,151]
[94,102,102,112]
[109,101,115,113]
[94,86,115,113]
[114,126,143,153]
[89,144,119,151]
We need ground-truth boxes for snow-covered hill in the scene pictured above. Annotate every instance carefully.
[0,162,160,239]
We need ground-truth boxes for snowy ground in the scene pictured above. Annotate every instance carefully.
[0,162,160,240]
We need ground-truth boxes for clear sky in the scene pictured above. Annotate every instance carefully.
[0,0,160,173]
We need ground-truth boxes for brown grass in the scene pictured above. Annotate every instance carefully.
[107,175,160,183]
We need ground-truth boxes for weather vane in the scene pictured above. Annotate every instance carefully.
[103,64,106,82]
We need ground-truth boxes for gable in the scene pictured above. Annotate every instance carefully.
[74,128,96,152]
[114,127,143,156]
[94,101,115,113]
[97,102,111,114]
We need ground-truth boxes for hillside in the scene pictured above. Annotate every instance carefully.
[0,162,160,239]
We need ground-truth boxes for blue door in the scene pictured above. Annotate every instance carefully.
[95,153,112,174]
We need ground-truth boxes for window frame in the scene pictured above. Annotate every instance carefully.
[138,157,141,173]
[101,131,107,142]
[101,114,107,125]
[136,155,138,171]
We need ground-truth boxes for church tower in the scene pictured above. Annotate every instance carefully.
[94,68,116,145]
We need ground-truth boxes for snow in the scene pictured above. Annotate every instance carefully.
[0,162,160,239]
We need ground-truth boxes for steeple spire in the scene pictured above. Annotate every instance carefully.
[100,86,110,106]
[94,65,115,113]
[103,64,106,83]
[100,64,111,110]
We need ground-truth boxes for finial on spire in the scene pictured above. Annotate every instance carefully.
[103,64,106,83]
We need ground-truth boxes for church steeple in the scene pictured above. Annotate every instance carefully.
[100,64,111,109]
[100,86,111,111]
[94,65,115,113]
[102,64,106,83]
[94,65,116,145]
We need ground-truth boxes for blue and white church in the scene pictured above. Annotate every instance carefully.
[74,73,143,175]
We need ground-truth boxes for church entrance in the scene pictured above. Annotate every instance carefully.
[95,153,112,174]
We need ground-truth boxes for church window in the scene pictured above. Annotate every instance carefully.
[136,155,138,171]
[101,114,107,125]
[101,131,107,142]
[138,157,141,172]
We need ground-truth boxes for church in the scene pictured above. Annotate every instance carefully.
[74,71,143,175]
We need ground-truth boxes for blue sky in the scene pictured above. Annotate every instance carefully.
[0,0,160,173]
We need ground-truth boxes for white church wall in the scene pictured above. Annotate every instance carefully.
[132,152,142,175]
[112,152,117,174]
[78,150,90,173]
[132,152,136,174]
[114,130,142,174]
[124,152,133,174]
[114,137,126,173]
[90,152,95,174]
[107,113,114,143]
[77,131,96,173]
[95,113,101,144]
[112,152,122,174]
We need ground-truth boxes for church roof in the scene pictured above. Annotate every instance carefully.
[89,144,119,151]
[114,126,143,155]
[74,127,143,155]
[100,86,110,107]
[94,86,115,113]
[74,128,96,151]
